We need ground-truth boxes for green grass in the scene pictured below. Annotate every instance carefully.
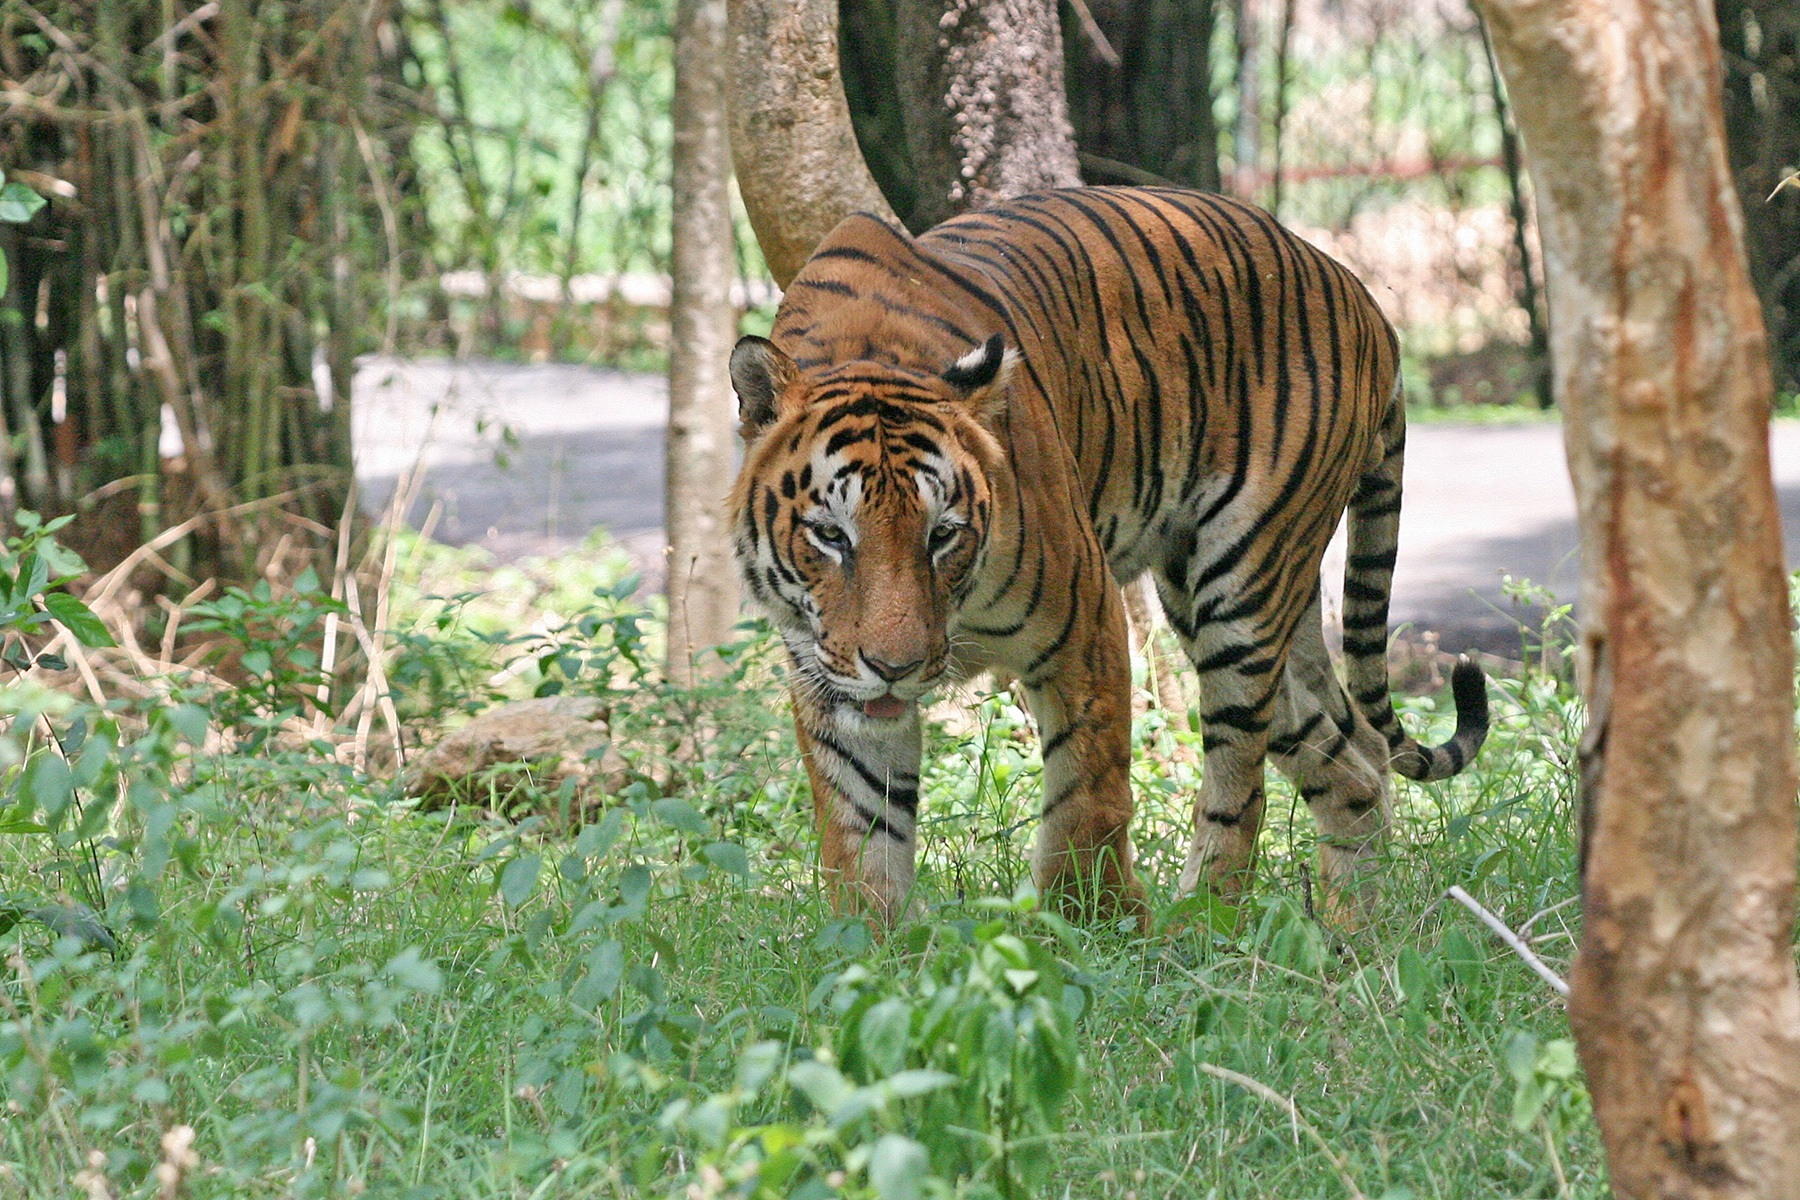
[0,537,1604,1198]
[1404,403,1559,425]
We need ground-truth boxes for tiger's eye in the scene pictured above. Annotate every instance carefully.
[810,520,850,550]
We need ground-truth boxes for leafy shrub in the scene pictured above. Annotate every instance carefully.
[657,887,1088,1200]
[184,571,346,744]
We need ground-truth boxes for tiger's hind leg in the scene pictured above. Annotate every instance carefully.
[1266,596,1393,924]
[1154,572,1292,905]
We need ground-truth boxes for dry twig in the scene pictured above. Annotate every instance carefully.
[1444,885,1571,998]
[1193,1062,1368,1200]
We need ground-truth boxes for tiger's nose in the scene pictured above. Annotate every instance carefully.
[863,654,924,682]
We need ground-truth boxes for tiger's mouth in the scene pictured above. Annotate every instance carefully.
[788,637,942,717]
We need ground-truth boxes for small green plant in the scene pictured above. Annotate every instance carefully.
[0,513,127,946]
[1504,1031,1593,1196]
[1498,574,1577,681]
[183,570,347,745]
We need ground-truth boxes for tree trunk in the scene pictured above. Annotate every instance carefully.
[665,0,741,683]
[1060,0,1221,194]
[1231,0,1260,198]
[1267,0,1297,217]
[1474,0,1800,1192]
[891,0,1081,229]
[1473,9,1551,409]
[1717,0,1800,394]
[724,0,897,288]
[838,0,924,231]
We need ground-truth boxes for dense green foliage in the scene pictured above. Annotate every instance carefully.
[0,522,1618,1198]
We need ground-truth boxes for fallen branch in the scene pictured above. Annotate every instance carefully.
[1444,885,1570,998]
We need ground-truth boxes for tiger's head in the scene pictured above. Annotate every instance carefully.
[728,332,1015,721]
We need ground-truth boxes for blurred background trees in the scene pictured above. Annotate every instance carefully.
[0,0,414,579]
[0,0,1793,581]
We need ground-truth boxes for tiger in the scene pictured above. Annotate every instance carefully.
[727,186,1488,926]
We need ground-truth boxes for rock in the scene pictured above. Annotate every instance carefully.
[405,695,630,811]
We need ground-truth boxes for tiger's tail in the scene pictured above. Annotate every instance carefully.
[1341,377,1490,783]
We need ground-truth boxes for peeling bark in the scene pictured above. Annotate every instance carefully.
[666,0,739,682]
[723,0,897,288]
[1474,0,1800,1193]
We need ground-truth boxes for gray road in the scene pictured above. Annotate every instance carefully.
[353,357,1800,655]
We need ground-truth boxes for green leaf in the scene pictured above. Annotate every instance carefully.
[858,998,912,1079]
[167,705,209,745]
[18,552,48,606]
[570,939,624,1008]
[616,863,652,919]
[1441,928,1486,991]
[1004,968,1040,995]
[383,947,443,993]
[1512,1078,1552,1131]
[575,807,626,859]
[736,1040,783,1096]
[1397,946,1434,1007]
[1539,1038,1580,1080]
[651,797,706,837]
[42,592,114,649]
[1503,1030,1539,1085]
[28,753,71,816]
[882,1069,955,1099]
[240,648,272,677]
[868,1135,931,1200]
[499,853,542,907]
[28,901,115,950]
[786,1059,853,1117]
[0,182,45,224]
[37,539,86,580]
[701,841,749,878]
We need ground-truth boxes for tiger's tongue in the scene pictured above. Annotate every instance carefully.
[862,696,910,720]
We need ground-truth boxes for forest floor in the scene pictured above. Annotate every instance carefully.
[353,355,1800,657]
[0,516,1605,1198]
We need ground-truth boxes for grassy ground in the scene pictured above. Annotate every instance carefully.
[0,534,1604,1198]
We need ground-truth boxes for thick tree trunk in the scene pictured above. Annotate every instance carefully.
[838,0,923,231]
[1474,0,1800,1193]
[724,0,897,288]
[891,0,1081,228]
[665,0,740,683]
[1061,0,1222,194]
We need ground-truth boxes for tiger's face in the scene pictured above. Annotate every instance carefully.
[729,334,1013,720]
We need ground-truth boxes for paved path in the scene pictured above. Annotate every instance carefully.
[353,357,1800,655]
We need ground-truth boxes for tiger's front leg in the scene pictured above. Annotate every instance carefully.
[791,686,924,925]
[1022,586,1147,925]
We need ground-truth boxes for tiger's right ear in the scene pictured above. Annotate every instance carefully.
[730,336,801,439]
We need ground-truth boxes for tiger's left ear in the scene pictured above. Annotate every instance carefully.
[942,332,1017,418]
